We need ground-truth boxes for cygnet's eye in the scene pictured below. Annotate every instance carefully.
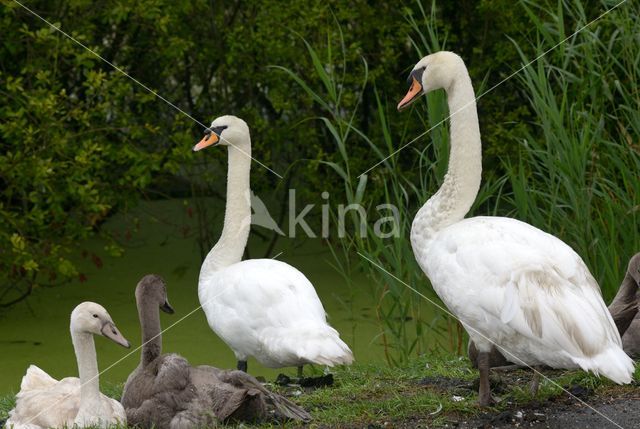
[92,314,99,318]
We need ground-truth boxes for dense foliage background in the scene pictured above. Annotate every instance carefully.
[1,0,638,362]
[0,0,528,307]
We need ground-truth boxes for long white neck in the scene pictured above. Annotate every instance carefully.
[201,142,252,273]
[71,330,102,411]
[411,64,482,249]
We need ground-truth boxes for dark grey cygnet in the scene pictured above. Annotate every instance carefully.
[612,253,640,357]
[121,274,311,429]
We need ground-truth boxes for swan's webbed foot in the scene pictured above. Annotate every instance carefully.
[237,360,248,372]
[275,372,334,388]
[299,373,333,387]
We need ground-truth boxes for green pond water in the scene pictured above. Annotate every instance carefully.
[0,199,434,395]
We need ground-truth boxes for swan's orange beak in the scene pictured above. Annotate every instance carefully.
[193,132,219,151]
[397,76,423,111]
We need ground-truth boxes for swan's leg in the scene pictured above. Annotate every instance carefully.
[297,365,303,378]
[530,366,542,397]
[477,351,492,407]
[237,360,248,372]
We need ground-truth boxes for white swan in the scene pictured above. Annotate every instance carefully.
[193,115,353,375]
[397,51,634,406]
[6,302,130,428]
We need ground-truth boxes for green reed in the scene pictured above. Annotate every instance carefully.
[507,0,640,300]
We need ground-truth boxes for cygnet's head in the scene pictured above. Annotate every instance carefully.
[193,115,250,152]
[135,274,174,314]
[397,51,465,110]
[70,302,130,348]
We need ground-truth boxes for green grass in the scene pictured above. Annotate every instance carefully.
[0,394,15,422]
[3,355,637,428]
[283,357,638,428]
[288,355,475,426]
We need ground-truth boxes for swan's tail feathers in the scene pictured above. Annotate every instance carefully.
[575,346,635,384]
[301,330,354,367]
[264,325,354,367]
[19,365,57,392]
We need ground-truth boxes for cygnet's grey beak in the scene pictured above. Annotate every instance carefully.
[101,321,131,348]
[160,300,175,314]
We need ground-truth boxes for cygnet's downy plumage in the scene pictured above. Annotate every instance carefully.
[121,275,311,429]
[612,253,640,357]
[6,302,130,429]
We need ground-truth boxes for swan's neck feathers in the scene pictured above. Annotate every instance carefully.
[412,66,482,245]
[140,303,161,366]
[71,331,102,410]
[202,143,252,273]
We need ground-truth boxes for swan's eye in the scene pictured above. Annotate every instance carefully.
[92,314,99,318]
[407,66,427,85]
[203,125,228,141]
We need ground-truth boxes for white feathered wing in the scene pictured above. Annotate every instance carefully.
[421,216,634,383]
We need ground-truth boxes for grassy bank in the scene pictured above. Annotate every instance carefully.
[3,354,638,428]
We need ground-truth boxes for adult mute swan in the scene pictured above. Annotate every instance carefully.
[6,302,130,428]
[193,115,353,376]
[121,275,311,429]
[397,51,634,406]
